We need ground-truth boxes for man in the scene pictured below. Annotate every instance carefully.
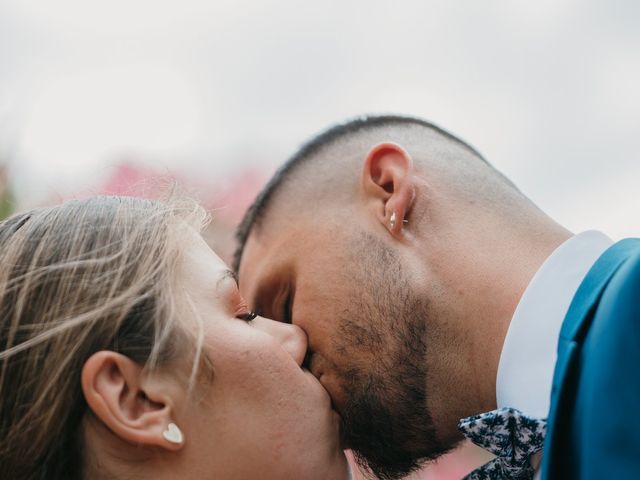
[233,115,640,479]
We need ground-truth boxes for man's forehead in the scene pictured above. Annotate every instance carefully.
[240,211,322,268]
[237,202,346,294]
[241,212,335,284]
[237,227,292,296]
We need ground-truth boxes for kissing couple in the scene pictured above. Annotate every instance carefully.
[1,115,638,479]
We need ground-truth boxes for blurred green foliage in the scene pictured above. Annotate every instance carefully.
[0,188,14,220]
[0,165,13,220]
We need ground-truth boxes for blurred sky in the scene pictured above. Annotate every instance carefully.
[0,0,638,238]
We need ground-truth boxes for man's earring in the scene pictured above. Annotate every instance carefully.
[163,422,184,445]
[389,211,397,229]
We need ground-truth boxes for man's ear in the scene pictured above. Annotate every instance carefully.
[81,351,184,451]
[361,142,416,236]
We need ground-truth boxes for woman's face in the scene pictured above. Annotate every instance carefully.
[175,232,349,480]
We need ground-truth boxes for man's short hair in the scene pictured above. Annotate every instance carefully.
[233,114,486,272]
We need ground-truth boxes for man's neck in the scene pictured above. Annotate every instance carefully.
[468,225,573,413]
[496,230,613,416]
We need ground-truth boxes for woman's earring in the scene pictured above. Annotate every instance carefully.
[389,211,397,229]
[163,422,184,445]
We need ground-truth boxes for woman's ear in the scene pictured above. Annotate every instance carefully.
[81,351,185,451]
[360,142,416,236]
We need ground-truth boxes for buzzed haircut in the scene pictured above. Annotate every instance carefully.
[233,114,486,272]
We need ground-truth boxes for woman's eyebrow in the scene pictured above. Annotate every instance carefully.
[217,269,239,289]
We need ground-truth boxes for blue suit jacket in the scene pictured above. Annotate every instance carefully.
[542,238,640,479]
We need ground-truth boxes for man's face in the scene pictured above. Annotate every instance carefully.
[238,217,458,479]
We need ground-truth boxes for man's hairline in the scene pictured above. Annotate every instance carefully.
[233,116,489,273]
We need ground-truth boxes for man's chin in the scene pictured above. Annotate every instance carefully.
[346,440,459,480]
[346,447,454,480]
[339,411,458,480]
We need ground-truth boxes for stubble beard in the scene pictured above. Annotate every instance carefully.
[336,234,458,480]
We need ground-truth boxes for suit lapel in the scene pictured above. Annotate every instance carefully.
[554,239,640,381]
[541,238,640,478]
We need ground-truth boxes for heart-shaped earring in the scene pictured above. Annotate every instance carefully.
[162,422,184,445]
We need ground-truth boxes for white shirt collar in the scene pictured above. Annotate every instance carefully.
[496,230,613,418]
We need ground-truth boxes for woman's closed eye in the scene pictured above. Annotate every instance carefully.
[223,270,257,322]
[237,310,257,322]
[234,297,257,322]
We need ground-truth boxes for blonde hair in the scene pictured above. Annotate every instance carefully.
[0,195,208,479]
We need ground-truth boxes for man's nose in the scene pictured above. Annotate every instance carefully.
[252,316,308,366]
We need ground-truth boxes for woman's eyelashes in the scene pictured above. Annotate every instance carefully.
[237,310,257,322]
[232,290,257,322]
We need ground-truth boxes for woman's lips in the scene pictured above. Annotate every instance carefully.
[303,369,342,416]
[308,354,346,416]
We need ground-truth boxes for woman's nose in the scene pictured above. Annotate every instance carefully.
[252,316,308,366]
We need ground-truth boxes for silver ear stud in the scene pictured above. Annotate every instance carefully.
[390,211,397,229]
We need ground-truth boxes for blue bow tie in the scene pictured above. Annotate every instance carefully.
[458,407,547,480]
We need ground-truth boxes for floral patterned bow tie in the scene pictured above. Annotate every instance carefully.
[458,407,547,480]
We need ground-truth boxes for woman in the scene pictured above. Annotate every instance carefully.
[0,195,349,479]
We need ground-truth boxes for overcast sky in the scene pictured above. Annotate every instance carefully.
[0,0,638,238]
